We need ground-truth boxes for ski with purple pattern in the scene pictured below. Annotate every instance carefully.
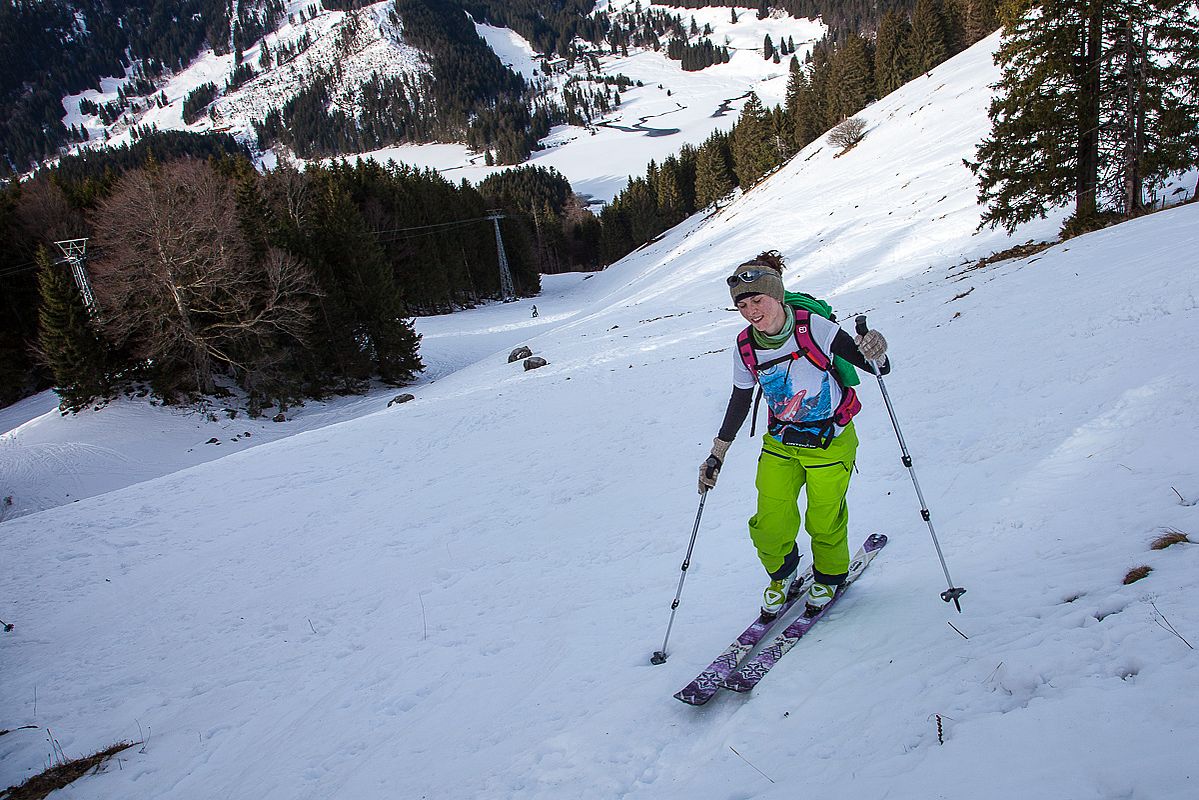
[673,564,815,706]
[720,533,888,694]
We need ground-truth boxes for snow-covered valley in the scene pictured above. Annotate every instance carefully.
[60,1,828,202]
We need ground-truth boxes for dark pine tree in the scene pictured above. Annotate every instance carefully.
[825,32,872,123]
[732,93,776,190]
[959,0,1000,46]
[792,50,830,149]
[695,133,735,208]
[905,0,949,76]
[875,10,913,97]
[968,0,1104,232]
[35,248,110,411]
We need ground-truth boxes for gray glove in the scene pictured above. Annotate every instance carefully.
[698,438,731,493]
[855,329,888,362]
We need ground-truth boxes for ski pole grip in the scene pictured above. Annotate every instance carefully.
[855,315,869,336]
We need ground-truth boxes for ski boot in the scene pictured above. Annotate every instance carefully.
[802,581,836,617]
[760,572,797,621]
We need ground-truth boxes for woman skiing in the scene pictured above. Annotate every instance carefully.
[698,251,890,619]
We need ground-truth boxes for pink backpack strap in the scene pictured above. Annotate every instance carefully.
[791,310,832,372]
[737,326,770,435]
[793,309,861,427]
[736,326,757,373]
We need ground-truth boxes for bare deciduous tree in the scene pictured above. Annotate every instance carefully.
[13,176,85,244]
[827,117,868,154]
[90,159,317,397]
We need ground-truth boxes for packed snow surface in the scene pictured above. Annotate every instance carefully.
[8,32,1199,799]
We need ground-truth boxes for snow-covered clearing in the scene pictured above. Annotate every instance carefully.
[7,32,1198,800]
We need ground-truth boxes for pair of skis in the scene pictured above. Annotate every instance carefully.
[674,533,887,705]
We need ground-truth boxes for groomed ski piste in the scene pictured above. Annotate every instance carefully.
[5,31,1199,799]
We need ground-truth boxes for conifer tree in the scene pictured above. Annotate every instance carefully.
[785,56,804,116]
[769,105,795,160]
[959,0,1000,45]
[968,0,1106,231]
[35,248,110,411]
[942,0,969,55]
[764,34,776,61]
[972,0,1198,229]
[0,185,49,405]
[1151,1,1199,194]
[790,64,824,150]
[732,93,776,190]
[826,32,872,123]
[794,46,833,147]
[656,157,683,223]
[876,10,913,97]
[1102,0,1199,213]
[695,135,734,208]
[306,173,422,386]
[905,0,949,76]
[622,178,661,245]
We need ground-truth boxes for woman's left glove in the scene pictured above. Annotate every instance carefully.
[698,438,732,493]
[855,329,888,362]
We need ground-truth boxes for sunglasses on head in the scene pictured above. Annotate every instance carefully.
[726,268,771,288]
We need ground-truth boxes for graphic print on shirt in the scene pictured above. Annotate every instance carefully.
[758,367,834,431]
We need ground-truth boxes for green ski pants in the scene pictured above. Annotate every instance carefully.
[748,423,858,583]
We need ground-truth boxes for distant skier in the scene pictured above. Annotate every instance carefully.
[698,251,890,618]
[531,305,539,318]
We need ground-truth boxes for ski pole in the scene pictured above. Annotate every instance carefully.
[856,315,967,612]
[651,489,708,664]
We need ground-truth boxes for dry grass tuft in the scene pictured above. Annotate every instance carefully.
[1150,529,1192,550]
[1123,565,1153,585]
[1,741,135,800]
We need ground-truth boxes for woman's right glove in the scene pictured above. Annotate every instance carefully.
[698,438,732,493]
[855,329,888,362]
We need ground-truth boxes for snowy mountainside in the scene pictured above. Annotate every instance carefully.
[5,31,1198,800]
[210,2,427,129]
[64,1,427,148]
[60,1,828,201]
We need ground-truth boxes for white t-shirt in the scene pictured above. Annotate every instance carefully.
[733,312,844,440]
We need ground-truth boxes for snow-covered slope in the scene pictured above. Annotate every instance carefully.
[7,32,1199,800]
[0,276,592,521]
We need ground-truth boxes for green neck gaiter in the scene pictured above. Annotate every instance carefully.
[751,304,794,350]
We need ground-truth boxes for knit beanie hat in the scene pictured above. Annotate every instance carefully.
[728,250,786,304]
